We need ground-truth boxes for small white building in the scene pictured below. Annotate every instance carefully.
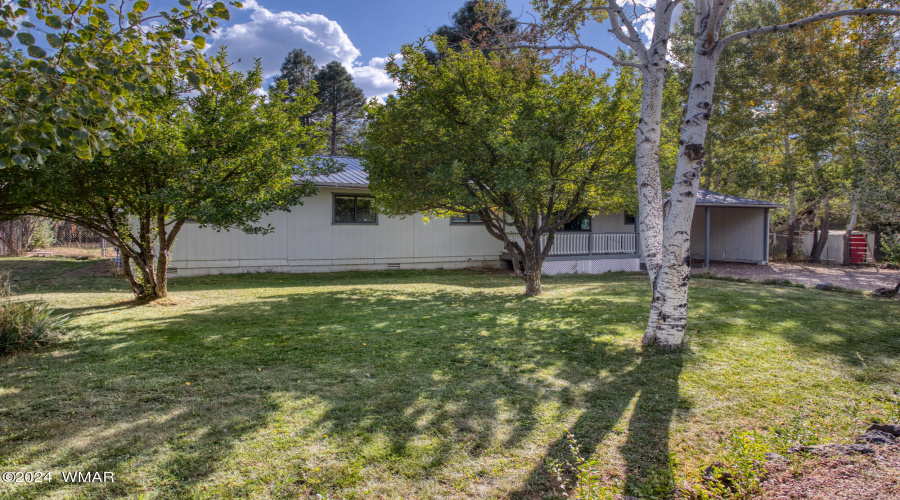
[170,157,778,276]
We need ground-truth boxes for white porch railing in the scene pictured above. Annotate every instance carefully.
[504,232,637,256]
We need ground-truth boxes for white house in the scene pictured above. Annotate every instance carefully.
[170,157,779,277]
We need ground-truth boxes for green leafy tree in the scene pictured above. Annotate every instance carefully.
[360,43,639,295]
[425,0,518,63]
[0,61,332,300]
[0,0,238,168]
[314,61,365,156]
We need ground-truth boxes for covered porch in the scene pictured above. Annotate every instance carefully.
[500,211,642,275]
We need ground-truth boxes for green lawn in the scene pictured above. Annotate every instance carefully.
[0,258,898,499]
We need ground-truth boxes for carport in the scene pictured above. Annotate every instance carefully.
[688,190,781,267]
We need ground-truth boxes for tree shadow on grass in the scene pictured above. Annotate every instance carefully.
[508,349,684,499]
[0,278,654,498]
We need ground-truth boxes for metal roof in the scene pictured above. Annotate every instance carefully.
[296,156,369,189]
[299,158,781,207]
[693,189,782,208]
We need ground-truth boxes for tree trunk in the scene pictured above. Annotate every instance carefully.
[786,183,796,259]
[523,261,542,296]
[642,17,717,349]
[842,194,859,265]
[635,42,669,344]
[809,197,830,263]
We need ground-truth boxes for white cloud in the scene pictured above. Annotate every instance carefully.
[210,2,397,99]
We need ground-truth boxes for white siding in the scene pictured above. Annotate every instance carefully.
[689,207,766,264]
[170,188,503,276]
[591,211,636,233]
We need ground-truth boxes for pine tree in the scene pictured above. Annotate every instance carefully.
[271,48,318,125]
[426,0,518,63]
[313,62,366,156]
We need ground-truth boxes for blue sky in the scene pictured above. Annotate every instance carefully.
[205,0,630,99]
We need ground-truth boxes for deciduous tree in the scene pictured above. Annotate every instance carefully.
[0,62,332,299]
[360,44,639,295]
[516,0,900,348]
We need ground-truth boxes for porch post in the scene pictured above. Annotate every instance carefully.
[704,206,710,269]
[763,208,770,265]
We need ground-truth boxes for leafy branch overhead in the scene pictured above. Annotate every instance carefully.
[0,0,240,168]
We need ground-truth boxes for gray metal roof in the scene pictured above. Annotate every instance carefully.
[694,189,781,208]
[299,159,781,207]
[296,156,369,188]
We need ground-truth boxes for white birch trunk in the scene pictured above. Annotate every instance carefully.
[641,3,727,349]
[636,0,673,342]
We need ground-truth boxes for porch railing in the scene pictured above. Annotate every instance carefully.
[504,232,637,256]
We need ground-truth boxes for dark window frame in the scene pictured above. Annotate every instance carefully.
[332,194,378,225]
[624,213,636,225]
[561,212,592,232]
[450,213,482,225]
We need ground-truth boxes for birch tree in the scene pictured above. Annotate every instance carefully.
[514,0,900,348]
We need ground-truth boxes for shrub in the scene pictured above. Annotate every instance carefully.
[881,231,900,266]
[0,273,70,354]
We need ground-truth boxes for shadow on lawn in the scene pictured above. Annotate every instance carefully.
[4,271,895,498]
[0,276,667,498]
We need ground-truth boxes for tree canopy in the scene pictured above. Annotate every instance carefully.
[0,0,238,168]
[426,0,519,62]
[361,42,640,295]
[0,61,332,299]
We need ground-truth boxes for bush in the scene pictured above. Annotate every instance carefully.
[881,231,900,266]
[0,273,70,354]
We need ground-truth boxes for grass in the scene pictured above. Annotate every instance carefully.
[0,257,898,499]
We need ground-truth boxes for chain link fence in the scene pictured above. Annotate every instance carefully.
[0,218,111,258]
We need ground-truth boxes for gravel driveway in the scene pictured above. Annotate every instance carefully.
[692,261,900,292]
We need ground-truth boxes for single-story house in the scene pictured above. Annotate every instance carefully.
[170,157,779,277]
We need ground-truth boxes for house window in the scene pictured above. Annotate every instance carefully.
[562,212,591,232]
[624,213,636,225]
[333,195,377,224]
[451,213,481,224]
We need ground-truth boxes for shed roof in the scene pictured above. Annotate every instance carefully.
[693,189,781,208]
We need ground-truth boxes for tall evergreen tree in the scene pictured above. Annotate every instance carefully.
[271,48,318,100]
[271,48,319,125]
[426,0,518,63]
[314,62,366,156]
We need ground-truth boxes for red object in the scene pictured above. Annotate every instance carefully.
[849,233,869,263]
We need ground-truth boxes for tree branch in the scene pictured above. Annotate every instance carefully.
[717,8,900,55]
[496,43,645,69]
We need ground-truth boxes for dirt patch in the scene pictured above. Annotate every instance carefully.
[761,444,900,499]
[693,262,900,293]
[60,259,115,278]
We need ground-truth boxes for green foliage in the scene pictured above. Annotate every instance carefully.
[26,218,54,250]
[425,0,518,63]
[859,93,900,225]
[0,273,69,354]
[361,43,639,292]
[0,0,239,168]
[314,61,365,155]
[0,59,332,298]
[362,43,639,220]
[881,232,900,265]
[271,48,318,102]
